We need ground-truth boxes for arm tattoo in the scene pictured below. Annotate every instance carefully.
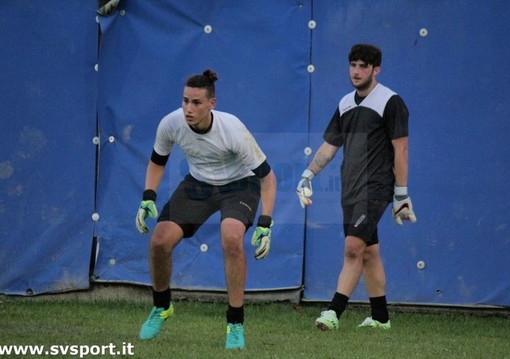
[313,152,331,170]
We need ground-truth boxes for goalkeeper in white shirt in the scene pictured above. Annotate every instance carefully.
[135,69,276,350]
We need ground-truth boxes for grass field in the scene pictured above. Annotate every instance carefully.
[1,299,509,358]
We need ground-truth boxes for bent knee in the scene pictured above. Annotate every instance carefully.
[151,233,170,250]
[222,233,244,256]
[221,219,245,253]
[150,222,183,250]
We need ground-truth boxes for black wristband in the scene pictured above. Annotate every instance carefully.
[143,189,157,202]
[257,215,272,228]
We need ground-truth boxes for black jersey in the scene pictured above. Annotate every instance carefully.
[323,83,409,206]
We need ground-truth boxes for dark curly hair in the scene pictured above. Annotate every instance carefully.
[348,44,382,67]
[185,69,218,98]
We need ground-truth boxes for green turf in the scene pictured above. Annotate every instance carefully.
[0,299,509,358]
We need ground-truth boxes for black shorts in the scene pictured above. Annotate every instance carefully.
[342,200,389,246]
[158,174,261,238]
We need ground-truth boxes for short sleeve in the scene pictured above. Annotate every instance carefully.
[383,95,409,139]
[323,107,344,146]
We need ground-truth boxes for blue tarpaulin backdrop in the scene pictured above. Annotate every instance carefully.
[1,1,509,307]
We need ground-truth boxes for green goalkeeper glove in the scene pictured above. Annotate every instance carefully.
[135,189,158,234]
[251,215,273,260]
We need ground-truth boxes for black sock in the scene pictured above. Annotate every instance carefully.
[152,288,171,310]
[226,305,244,324]
[328,292,349,319]
[370,295,389,323]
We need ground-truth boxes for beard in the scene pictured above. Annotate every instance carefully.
[351,77,373,92]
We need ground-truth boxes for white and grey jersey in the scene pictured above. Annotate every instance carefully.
[153,109,266,186]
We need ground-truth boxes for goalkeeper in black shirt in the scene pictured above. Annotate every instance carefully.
[297,44,417,330]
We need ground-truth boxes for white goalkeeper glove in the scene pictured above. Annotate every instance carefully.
[392,186,417,225]
[296,169,315,208]
[251,215,273,260]
[135,189,158,234]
